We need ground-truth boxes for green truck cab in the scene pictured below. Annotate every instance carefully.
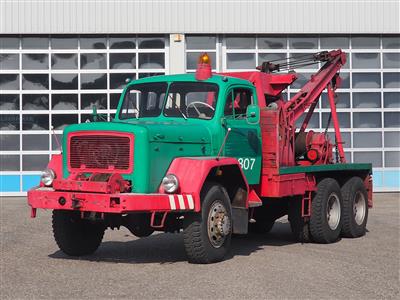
[62,73,262,192]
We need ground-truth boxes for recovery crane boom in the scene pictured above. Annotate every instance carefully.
[282,50,347,164]
[224,49,348,167]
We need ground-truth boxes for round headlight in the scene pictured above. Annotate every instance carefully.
[41,168,55,186]
[162,174,179,193]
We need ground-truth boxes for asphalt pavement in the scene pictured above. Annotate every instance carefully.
[1,193,399,299]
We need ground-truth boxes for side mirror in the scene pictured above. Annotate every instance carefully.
[246,104,260,125]
[221,117,228,128]
[91,105,109,122]
[92,105,98,122]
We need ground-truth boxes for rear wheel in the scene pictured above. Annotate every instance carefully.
[183,183,232,264]
[52,210,105,256]
[309,178,343,243]
[341,177,369,238]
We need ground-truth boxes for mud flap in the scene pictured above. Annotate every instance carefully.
[232,207,248,234]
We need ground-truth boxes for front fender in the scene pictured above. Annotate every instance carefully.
[159,157,249,212]
[47,153,63,179]
[31,153,62,189]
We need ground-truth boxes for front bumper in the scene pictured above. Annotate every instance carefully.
[28,187,196,214]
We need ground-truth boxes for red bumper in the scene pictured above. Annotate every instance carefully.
[28,187,196,214]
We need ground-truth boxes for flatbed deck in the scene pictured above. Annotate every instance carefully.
[279,163,372,175]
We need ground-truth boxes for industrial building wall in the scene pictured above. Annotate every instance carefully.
[0,0,399,34]
[0,35,169,195]
[1,33,399,195]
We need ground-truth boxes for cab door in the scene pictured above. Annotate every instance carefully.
[223,86,262,184]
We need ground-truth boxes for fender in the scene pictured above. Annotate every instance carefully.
[159,157,249,212]
[46,153,63,183]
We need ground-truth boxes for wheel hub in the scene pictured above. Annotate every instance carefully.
[207,201,230,248]
[326,193,341,230]
[353,191,366,225]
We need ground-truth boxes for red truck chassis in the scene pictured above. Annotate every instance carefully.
[27,50,373,264]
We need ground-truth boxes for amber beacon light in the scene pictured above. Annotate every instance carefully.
[199,53,210,64]
[196,52,212,80]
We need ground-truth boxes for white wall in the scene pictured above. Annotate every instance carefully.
[0,0,399,34]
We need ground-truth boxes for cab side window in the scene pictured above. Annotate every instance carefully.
[224,88,253,118]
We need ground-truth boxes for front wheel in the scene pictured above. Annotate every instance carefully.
[52,210,105,256]
[183,183,232,264]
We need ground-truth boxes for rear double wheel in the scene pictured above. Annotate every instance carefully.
[341,177,368,238]
[52,210,106,256]
[310,178,343,243]
[183,183,232,264]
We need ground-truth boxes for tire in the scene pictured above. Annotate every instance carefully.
[52,210,105,256]
[341,177,369,238]
[249,219,274,234]
[288,197,311,243]
[183,183,232,264]
[309,178,343,244]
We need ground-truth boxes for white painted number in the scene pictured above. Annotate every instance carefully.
[238,158,256,170]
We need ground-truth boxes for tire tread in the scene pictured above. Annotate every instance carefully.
[341,177,368,238]
[183,182,231,264]
[310,178,343,244]
[52,210,105,256]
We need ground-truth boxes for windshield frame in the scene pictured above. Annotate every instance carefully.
[117,81,220,121]
[163,81,219,120]
[118,82,168,120]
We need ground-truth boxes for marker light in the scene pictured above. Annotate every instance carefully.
[306,149,319,162]
[41,168,56,186]
[162,174,179,193]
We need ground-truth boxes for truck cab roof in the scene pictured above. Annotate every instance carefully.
[127,73,253,87]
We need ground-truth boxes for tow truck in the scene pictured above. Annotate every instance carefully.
[28,50,372,263]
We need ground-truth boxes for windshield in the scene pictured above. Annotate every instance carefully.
[119,82,167,119]
[164,82,218,120]
[119,81,219,120]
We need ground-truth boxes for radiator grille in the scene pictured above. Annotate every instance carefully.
[69,134,132,172]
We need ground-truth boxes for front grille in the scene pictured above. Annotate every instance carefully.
[68,133,133,173]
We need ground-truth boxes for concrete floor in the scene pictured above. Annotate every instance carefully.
[0,193,399,299]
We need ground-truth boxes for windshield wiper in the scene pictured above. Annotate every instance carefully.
[168,94,187,120]
[175,103,187,120]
